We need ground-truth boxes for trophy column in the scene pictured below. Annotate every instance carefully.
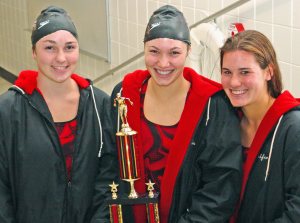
[107,93,160,223]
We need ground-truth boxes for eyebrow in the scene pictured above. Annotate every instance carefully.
[41,40,77,44]
[148,45,182,50]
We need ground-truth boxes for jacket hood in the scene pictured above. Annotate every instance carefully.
[13,70,90,95]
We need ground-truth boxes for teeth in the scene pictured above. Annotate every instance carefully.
[53,66,67,70]
[157,69,172,75]
[231,89,246,95]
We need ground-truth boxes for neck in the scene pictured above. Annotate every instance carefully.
[147,75,190,101]
[242,94,275,129]
[37,76,78,98]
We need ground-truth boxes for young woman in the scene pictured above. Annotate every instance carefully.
[221,30,300,223]
[111,5,242,223]
[0,6,117,223]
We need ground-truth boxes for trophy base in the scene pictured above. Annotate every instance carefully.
[106,192,159,205]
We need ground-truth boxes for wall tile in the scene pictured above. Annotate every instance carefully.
[293,0,300,28]
[110,17,119,42]
[119,20,129,45]
[291,65,300,97]
[137,0,148,26]
[182,7,195,26]
[118,0,128,20]
[274,25,291,63]
[255,22,273,41]
[239,0,254,20]
[182,0,194,8]
[274,0,291,26]
[279,62,292,91]
[128,0,137,23]
[292,29,300,66]
[195,0,209,11]
[256,0,272,23]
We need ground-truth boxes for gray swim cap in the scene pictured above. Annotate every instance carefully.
[144,5,190,45]
[31,6,78,46]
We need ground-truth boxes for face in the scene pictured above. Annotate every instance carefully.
[144,38,189,86]
[33,30,79,84]
[221,50,272,109]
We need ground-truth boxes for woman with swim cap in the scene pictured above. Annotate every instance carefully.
[0,6,117,222]
[111,5,243,223]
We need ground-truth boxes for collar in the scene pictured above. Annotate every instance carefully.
[14,70,90,95]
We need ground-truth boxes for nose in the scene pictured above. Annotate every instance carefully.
[56,49,66,63]
[157,54,170,67]
[229,73,242,87]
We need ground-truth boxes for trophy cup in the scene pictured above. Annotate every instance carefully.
[107,93,160,223]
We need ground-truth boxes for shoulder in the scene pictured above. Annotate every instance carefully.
[282,107,300,132]
[0,90,21,109]
[210,90,234,111]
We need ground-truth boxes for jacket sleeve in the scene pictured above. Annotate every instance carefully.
[89,93,119,223]
[0,100,17,223]
[178,94,243,223]
[271,117,300,223]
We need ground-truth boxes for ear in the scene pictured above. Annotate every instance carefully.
[186,45,191,57]
[265,64,273,81]
[32,48,37,60]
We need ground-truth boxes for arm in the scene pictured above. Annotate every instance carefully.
[89,94,119,223]
[178,94,243,223]
[0,114,16,222]
[271,117,300,223]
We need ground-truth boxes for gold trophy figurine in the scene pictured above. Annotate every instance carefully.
[114,93,140,199]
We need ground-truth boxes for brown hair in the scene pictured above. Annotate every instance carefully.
[220,30,282,98]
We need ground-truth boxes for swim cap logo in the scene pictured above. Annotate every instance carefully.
[149,22,160,31]
[38,20,50,29]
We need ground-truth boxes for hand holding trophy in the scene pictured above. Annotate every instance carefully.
[107,93,160,223]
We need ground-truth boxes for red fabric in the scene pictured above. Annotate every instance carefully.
[121,67,222,223]
[14,70,89,94]
[230,91,300,223]
[147,203,159,223]
[55,119,77,181]
[140,82,178,192]
[110,204,122,223]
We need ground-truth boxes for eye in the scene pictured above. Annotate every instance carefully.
[149,49,159,54]
[241,70,250,75]
[65,44,77,51]
[221,69,231,76]
[170,51,180,56]
[45,45,54,50]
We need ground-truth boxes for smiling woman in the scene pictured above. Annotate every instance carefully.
[0,5,117,223]
[110,5,243,223]
[220,30,300,223]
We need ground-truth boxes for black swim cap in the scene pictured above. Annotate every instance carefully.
[144,5,190,45]
[31,6,78,46]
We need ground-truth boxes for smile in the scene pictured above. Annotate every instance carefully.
[155,69,173,75]
[231,89,247,95]
[52,66,69,70]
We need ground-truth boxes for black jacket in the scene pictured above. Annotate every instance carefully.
[111,68,243,223]
[237,92,300,223]
[0,70,117,223]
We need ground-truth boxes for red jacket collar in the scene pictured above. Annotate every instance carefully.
[14,70,90,95]
[121,67,222,222]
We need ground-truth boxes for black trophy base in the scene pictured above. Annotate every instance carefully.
[106,193,159,206]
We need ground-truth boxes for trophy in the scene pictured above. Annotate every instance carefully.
[114,93,139,198]
[107,93,160,223]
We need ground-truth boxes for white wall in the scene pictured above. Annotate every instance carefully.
[0,0,299,96]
